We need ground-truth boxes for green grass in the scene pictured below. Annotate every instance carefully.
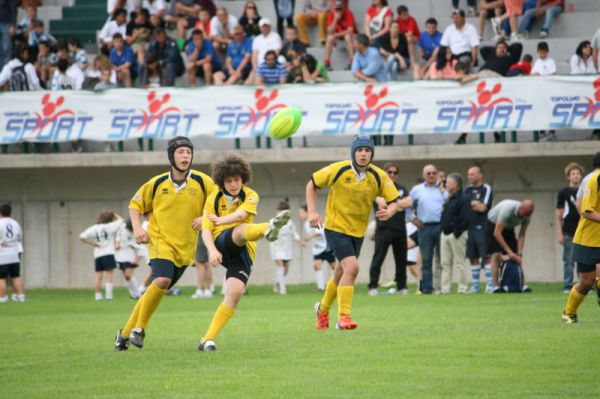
[1,284,598,398]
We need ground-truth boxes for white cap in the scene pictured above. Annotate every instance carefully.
[259,18,271,27]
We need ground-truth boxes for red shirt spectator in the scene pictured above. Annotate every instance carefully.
[508,59,532,76]
[396,6,420,40]
[365,1,393,39]
[327,7,357,34]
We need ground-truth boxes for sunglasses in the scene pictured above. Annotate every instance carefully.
[386,170,398,175]
[426,172,437,175]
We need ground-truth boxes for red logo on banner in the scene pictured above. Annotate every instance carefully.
[354,85,399,126]
[245,88,286,128]
[465,81,512,124]
[577,77,600,121]
[139,91,181,130]
[34,94,75,131]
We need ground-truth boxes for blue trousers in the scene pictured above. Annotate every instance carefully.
[419,224,441,294]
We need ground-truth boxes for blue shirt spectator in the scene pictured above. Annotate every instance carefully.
[418,18,442,61]
[186,37,222,70]
[410,182,448,223]
[227,36,253,69]
[255,50,287,85]
[351,44,387,82]
[110,44,136,69]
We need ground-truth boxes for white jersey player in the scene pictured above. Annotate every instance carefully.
[0,204,25,303]
[115,219,142,298]
[270,201,302,295]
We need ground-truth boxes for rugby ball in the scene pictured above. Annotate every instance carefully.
[268,107,302,140]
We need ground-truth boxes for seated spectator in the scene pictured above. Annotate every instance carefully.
[126,8,154,69]
[518,0,563,39]
[107,0,136,19]
[239,0,262,38]
[251,18,282,80]
[453,61,476,83]
[99,8,128,56]
[452,0,477,16]
[194,8,212,39]
[395,5,420,60]
[0,44,42,91]
[516,0,536,38]
[281,26,307,66]
[531,41,555,75]
[186,29,221,85]
[109,32,137,87]
[364,0,393,47]
[16,5,37,41]
[324,0,356,70]
[139,53,164,87]
[491,0,524,42]
[83,54,117,89]
[50,57,84,90]
[68,38,89,71]
[439,9,479,68]
[479,39,522,76]
[146,27,184,86]
[593,27,600,72]
[255,49,287,85]
[28,19,56,55]
[210,7,238,55]
[215,24,252,85]
[507,53,533,76]
[379,21,410,81]
[142,0,167,28]
[287,54,304,83]
[94,68,117,91]
[51,39,69,68]
[417,18,442,66]
[478,0,504,40]
[165,0,202,41]
[351,34,387,83]
[295,0,329,46]
[301,53,330,83]
[570,40,597,75]
[34,40,53,88]
[424,46,457,80]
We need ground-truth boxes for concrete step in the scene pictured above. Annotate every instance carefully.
[50,17,106,32]
[51,30,97,45]
[62,5,107,19]
[17,6,63,28]
[41,0,73,6]
[328,70,354,82]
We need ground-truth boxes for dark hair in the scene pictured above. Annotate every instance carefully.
[522,54,533,62]
[496,39,508,50]
[138,7,150,20]
[57,58,69,73]
[454,61,469,73]
[379,0,389,6]
[38,40,50,48]
[56,38,68,51]
[32,19,44,28]
[383,162,399,172]
[146,53,159,66]
[0,204,11,217]
[242,0,261,19]
[425,17,437,26]
[211,154,253,188]
[300,204,308,212]
[537,41,549,52]
[277,198,290,211]
[286,25,298,33]
[355,34,370,48]
[14,44,28,61]
[575,40,591,60]
[593,152,600,169]
[154,27,165,36]
[452,9,466,18]
[436,46,451,71]
[68,37,81,48]
[97,210,116,224]
[113,7,127,19]
[303,53,317,73]
[264,49,277,61]
[397,5,408,14]
[469,165,484,175]
[192,29,204,37]
[112,32,124,41]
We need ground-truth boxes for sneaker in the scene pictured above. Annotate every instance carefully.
[467,286,480,294]
[561,312,578,324]
[167,288,182,296]
[265,210,291,242]
[95,292,103,301]
[191,290,205,299]
[198,340,217,352]
[0,296,8,303]
[491,17,502,36]
[563,289,570,294]
[521,285,532,293]
[368,288,378,296]
[539,30,548,38]
[387,287,398,295]
[457,285,468,294]
[114,330,129,351]
[336,315,358,330]
[325,63,332,71]
[492,287,505,294]
[484,285,494,294]
[314,302,329,330]
[467,7,476,17]
[17,294,26,302]
[279,287,287,295]
[380,280,396,289]
[510,32,524,42]
[11,293,18,302]
[203,289,213,298]
[399,288,409,295]
[129,328,145,348]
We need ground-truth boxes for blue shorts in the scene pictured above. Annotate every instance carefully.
[149,258,187,289]
[324,229,364,262]
[314,250,336,263]
[572,243,600,274]
[0,263,20,278]
[95,255,116,272]
[215,228,253,285]
[118,262,138,271]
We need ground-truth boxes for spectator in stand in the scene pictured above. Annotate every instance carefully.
[210,7,238,55]
[94,68,117,91]
[126,8,154,73]
[214,24,253,85]
[16,5,36,42]
[28,19,56,59]
[517,0,563,39]
[186,29,221,85]
[478,0,504,40]
[380,21,410,81]
[68,38,89,72]
[239,0,262,38]
[301,53,329,83]
[110,32,137,87]
[395,5,420,61]
[83,53,117,89]
[423,46,457,80]
[570,41,597,75]
[364,0,393,48]
[50,57,84,90]
[417,18,442,70]
[592,27,600,72]
[352,34,386,83]
[194,8,212,38]
[35,40,53,88]
[516,0,536,38]
[324,0,356,71]
[51,39,69,68]
[107,0,136,19]
[287,54,304,83]
[273,0,295,39]
[479,39,522,76]
[99,8,128,56]
[165,0,202,41]
[146,27,184,86]
[452,0,478,16]
[139,53,164,87]
[295,0,329,46]
[507,53,532,76]
[439,9,479,69]
[0,44,41,91]
[143,0,167,28]
[255,49,287,85]
[251,18,282,82]
[0,0,17,69]
[491,0,524,42]
[281,26,306,66]
[531,41,555,75]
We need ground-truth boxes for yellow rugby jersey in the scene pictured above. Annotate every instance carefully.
[202,186,260,261]
[312,160,400,238]
[574,170,600,248]
[129,169,216,267]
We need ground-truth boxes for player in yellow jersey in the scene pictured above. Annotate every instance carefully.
[562,153,600,324]
[198,154,290,351]
[114,136,216,350]
[307,135,401,330]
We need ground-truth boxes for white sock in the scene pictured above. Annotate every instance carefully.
[276,267,286,293]
[484,264,493,288]
[210,284,215,293]
[203,289,213,297]
[138,284,146,294]
[18,294,26,302]
[0,295,8,303]
[315,269,325,290]
[105,283,114,299]
[127,277,140,298]
[95,292,103,301]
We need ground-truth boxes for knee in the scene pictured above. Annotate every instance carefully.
[342,260,359,278]
[225,285,243,304]
[153,277,171,290]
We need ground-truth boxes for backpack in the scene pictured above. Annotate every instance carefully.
[9,63,30,91]
[500,260,523,293]
[277,0,293,18]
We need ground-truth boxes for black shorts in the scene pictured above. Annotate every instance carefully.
[195,62,222,77]
[485,221,517,256]
[314,250,336,263]
[324,229,364,262]
[572,243,600,273]
[95,255,117,272]
[118,262,138,271]
[149,258,188,289]
[195,238,208,263]
[466,227,488,259]
[215,228,253,285]
[0,263,20,278]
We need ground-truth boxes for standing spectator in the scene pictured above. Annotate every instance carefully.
[417,18,442,69]
[486,199,534,293]
[368,163,412,296]
[0,0,17,69]
[115,220,142,300]
[479,0,504,40]
[269,200,301,295]
[295,0,328,46]
[464,166,494,294]
[146,27,184,87]
[301,53,330,83]
[364,0,393,47]
[507,53,533,76]
[379,21,410,81]
[143,0,167,28]
[68,38,89,71]
[50,58,84,90]
[251,18,282,80]
[452,0,477,16]
[126,8,154,72]
[210,7,238,55]
[0,44,41,91]
[98,8,128,56]
[592,27,600,72]
[239,0,262,38]
[479,39,522,76]
[324,0,356,71]
[186,29,221,85]
[491,0,524,42]
[273,0,295,39]
[570,41,597,75]
[439,9,479,68]
[110,33,137,87]
[517,0,563,39]
[395,5,420,61]
[0,203,25,303]
[531,41,555,76]
[424,46,457,80]
[351,34,386,83]
[191,233,213,299]
[556,163,584,293]
[107,0,136,18]
[410,164,448,294]
[255,49,287,85]
[215,24,253,85]
[281,26,306,65]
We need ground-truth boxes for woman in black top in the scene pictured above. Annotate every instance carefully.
[239,0,262,38]
[379,21,409,81]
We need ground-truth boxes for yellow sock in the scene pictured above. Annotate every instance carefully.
[319,278,338,313]
[136,282,167,329]
[596,278,600,290]
[202,303,235,341]
[122,297,143,336]
[565,287,586,315]
[337,286,354,320]
[242,223,269,242]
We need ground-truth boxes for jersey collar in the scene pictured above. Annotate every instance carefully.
[169,170,191,192]
[351,163,367,183]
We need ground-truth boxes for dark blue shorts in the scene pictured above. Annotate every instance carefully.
[0,263,20,278]
[324,229,364,262]
[95,255,116,272]
[466,227,487,259]
[572,243,600,274]
[149,258,187,289]
[118,262,138,271]
[314,250,336,263]
[215,228,253,285]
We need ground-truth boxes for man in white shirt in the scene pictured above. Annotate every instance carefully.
[50,58,84,90]
[210,7,238,54]
[531,41,556,76]
[0,44,41,91]
[251,18,282,78]
[0,204,25,303]
[439,9,479,68]
[98,8,128,54]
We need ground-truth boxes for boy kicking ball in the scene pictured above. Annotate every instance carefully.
[199,154,290,352]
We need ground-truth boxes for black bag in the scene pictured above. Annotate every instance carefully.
[9,64,30,91]
[500,260,523,293]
